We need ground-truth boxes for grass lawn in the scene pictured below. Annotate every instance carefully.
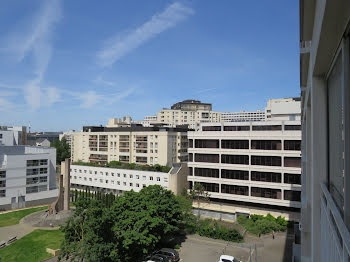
[0,229,64,262]
[0,206,47,227]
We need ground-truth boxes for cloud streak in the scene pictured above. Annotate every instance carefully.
[97,2,194,67]
[5,0,62,110]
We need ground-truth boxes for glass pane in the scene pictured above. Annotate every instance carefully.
[327,52,345,216]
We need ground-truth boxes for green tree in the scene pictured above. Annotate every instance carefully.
[189,182,210,219]
[51,138,71,165]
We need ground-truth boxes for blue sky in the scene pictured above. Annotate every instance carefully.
[0,0,300,131]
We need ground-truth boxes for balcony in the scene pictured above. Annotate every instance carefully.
[320,183,350,262]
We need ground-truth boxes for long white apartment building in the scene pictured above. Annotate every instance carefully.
[299,1,350,262]
[188,121,301,218]
[221,110,265,122]
[70,163,188,196]
[71,125,189,167]
[0,146,58,210]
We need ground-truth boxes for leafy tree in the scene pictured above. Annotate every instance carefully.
[189,182,210,219]
[51,138,71,164]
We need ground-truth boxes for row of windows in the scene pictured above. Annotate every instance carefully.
[26,159,48,167]
[72,176,163,187]
[26,185,47,194]
[26,176,48,185]
[72,169,165,181]
[189,139,300,151]
[26,168,48,176]
[202,125,301,132]
[190,153,301,168]
[72,174,164,182]
[189,168,301,184]
[189,182,301,201]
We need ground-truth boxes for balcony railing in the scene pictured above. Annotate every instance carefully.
[320,183,350,262]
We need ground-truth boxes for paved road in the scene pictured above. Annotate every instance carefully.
[178,231,293,262]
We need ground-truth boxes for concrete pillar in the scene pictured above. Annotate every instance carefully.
[310,77,328,262]
[64,158,70,211]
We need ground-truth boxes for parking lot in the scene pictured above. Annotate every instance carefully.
[178,231,293,262]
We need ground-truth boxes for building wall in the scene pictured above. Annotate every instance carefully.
[222,111,266,122]
[71,130,188,167]
[265,98,301,121]
[0,146,58,210]
[70,164,188,195]
[188,121,301,212]
[299,1,350,262]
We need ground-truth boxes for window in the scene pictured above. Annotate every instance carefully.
[26,186,39,194]
[251,156,281,166]
[106,180,108,184]
[221,184,248,195]
[221,154,249,165]
[195,182,219,192]
[284,173,301,184]
[189,167,193,176]
[251,171,281,183]
[0,171,5,179]
[40,159,48,165]
[252,125,282,131]
[224,126,250,131]
[40,168,47,174]
[189,139,193,148]
[136,183,139,187]
[221,140,249,149]
[195,139,219,148]
[221,169,248,180]
[195,154,219,163]
[0,180,6,188]
[136,175,139,179]
[136,156,147,163]
[284,140,301,151]
[156,177,160,181]
[0,190,5,197]
[251,140,281,150]
[189,153,193,162]
[26,169,39,176]
[194,168,219,178]
[284,125,301,130]
[150,176,153,180]
[251,187,281,199]
[39,176,47,183]
[202,126,221,131]
[284,190,301,201]
[130,183,133,186]
[284,157,301,168]
[129,175,133,179]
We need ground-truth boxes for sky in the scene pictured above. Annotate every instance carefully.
[0,0,300,131]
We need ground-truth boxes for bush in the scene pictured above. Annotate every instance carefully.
[237,213,288,236]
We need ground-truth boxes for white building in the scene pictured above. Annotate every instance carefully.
[265,97,301,121]
[222,110,265,122]
[187,121,301,220]
[59,130,75,148]
[70,163,188,196]
[299,1,350,262]
[0,126,26,146]
[0,146,58,210]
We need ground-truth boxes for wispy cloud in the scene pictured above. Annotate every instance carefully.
[4,0,62,110]
[96,2,194,67]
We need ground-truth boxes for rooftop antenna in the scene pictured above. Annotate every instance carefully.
[28,121,31,134]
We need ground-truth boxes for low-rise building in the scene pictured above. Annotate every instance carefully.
[70,163,188,195]
[71,125,189,167]
[187,121,301,219]
[0,126,27,146]
[265,97,301,121]
[222,110,266,122]
[0,146,58,210]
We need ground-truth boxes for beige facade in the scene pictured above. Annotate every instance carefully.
[71,126,188,167]
[157,109,221,130]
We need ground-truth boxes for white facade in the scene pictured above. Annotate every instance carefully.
[59,130,75,148]
[299,1,350,262]
[265,98,301,121]
[0,126,26,146]
[70,163,188,195]
[188,121,301,210]
[0,146,58,210]
[222,110,265,122]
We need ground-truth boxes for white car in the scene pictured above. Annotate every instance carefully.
[218,255,242,262]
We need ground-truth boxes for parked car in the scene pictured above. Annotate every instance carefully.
[146,254,171,262]
[218,255,242,262]
[155,248,180,262]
